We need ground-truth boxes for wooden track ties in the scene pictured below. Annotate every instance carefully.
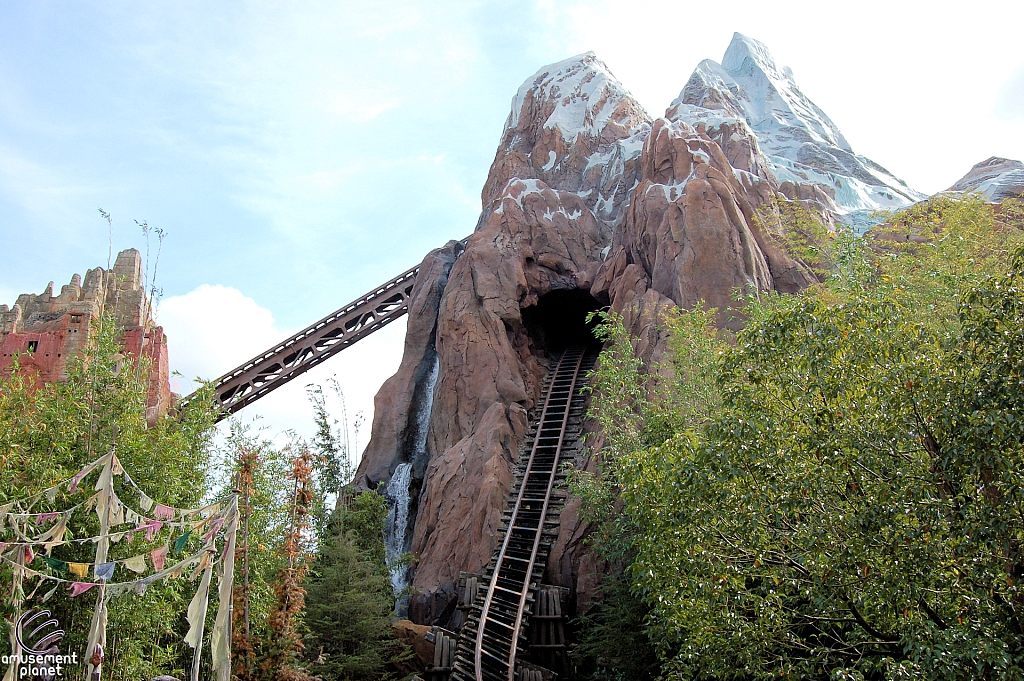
[451,347,596,681]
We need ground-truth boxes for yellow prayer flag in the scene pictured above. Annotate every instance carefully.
[67,562,89,578]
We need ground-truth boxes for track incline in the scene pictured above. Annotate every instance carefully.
[452,346,597,681]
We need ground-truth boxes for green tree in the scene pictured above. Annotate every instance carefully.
[307,380,362,543]
[222,424,293,681]
[303,490,409,681]
[0,313,217,680]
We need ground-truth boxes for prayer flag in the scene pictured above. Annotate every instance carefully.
[94,562,116,581]
[68,562,90,578]
[172,531,192,556]
[151,546,168,571]
[137,518,163,542]
[123,554,147,574]
[68,582,97,597]
[154,504,174,521]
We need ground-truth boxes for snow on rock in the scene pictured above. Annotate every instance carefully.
[947,157,1024,202]
[671,33,925,216]
[481,52,652,230]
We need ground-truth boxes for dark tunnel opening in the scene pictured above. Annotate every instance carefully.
[521,288,604,357]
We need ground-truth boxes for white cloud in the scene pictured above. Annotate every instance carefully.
[157,284,283,388]
[156,283,406,452]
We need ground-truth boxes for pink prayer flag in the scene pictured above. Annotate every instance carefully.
[151,546,168,571]
[153,504,174,521]
[137,519,163,542]
[35,512,59,526]
[69,469,87,493]
[23,546,33,564]
[203,517,225,543]
[67,582,97,597]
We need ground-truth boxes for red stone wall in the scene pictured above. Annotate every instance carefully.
[0,250,174,423]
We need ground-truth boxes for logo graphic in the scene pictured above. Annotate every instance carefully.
[3,609,76,680]
[15,609,65,654]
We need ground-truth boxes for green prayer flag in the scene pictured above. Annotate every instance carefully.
[43,556,67,572]
[172,531,191,556]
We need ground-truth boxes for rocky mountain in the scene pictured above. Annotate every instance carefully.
[947,157,1024,201]
[353,33,1021,633]
[356,44,816,626]
[670,33,926,221]
[481,52,651,229]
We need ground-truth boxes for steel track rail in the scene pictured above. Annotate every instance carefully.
[472,347,586,681]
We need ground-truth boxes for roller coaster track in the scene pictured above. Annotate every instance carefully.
[181,238,467,421]
[452,346,597,681]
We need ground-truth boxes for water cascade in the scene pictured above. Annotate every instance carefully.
[384,355,440,600]
[385,461,414,595]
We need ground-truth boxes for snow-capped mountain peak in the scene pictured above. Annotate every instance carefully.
[719,33,852,153]
[481,52,651,228]
[672,32,925,217]
[507,51,647,142]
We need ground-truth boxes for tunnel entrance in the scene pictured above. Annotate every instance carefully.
[521,288,603,357]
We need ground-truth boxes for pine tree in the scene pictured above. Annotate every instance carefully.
[303,491,409,681]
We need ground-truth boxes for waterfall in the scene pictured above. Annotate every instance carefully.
[384,462,413,595]
[415,356,439,454]
[384,354,440,600]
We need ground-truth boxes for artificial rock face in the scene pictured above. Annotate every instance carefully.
[480,51,651,228]
[356,38,891,626]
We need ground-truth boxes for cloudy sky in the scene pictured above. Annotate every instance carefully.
[2,0,1022,448]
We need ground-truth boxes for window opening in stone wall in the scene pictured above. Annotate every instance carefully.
[27,341,38,353]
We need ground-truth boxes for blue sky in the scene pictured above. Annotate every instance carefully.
[2,0,1022,447]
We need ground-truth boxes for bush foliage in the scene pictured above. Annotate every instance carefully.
[577,195,1024,680]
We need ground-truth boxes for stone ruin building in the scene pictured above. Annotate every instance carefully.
[0,249,172,423]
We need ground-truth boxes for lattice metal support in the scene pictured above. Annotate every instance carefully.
[180,237,468,421]
[183,264,419,420]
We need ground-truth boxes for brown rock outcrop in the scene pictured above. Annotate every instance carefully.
[357,240,464,490]
[947,157,1024,202]
[392,620,435,673]
[409,179,609,623]
[605,118,815,326]
[480,52,650,228]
